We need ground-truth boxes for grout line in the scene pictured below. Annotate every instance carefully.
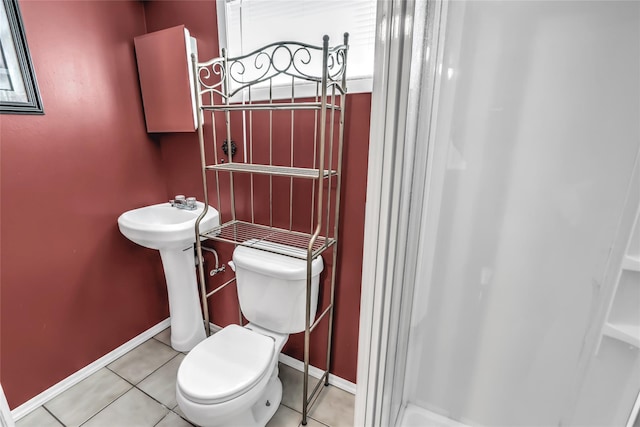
[150,331,172,348]
[42,406,66,427]
[105,366,137,387]
[77,387,134,427]
[107,338,181,387]
[280,402,299,412]
[170,409,195,426]
[278,403,331,427]
[151,408,175,427]
[77,403,104,426]
[43,371,133,427]
[105,347,183,416]
[138,348,183,385]
[302,417,331,427]
[151,338,171,348]
[131,382,172,412]
[277,363,344,427]
[307,413,333,427]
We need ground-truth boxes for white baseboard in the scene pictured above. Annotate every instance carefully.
[278,353,357,395]
[11,318,171,421]
[210,323,356,395]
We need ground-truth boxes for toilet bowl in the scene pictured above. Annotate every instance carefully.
[176,324,287,427]
[176,241,324,427]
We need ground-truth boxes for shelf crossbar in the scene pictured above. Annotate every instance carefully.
[201,102,341,111]
[206,163,336,179]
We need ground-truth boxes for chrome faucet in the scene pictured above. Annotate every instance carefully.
[170,195,197,210]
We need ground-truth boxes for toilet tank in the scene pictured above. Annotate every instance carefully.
[232,241,324,334]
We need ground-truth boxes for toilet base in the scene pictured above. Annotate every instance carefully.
[178,371,283,427]
[249,375,282,427]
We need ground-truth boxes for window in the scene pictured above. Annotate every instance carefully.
[216,0,376,100]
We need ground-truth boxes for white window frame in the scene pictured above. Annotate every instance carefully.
[215,0,374,101]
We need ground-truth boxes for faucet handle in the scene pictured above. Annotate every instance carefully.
[186,197,197,208]
[175,195,186,202]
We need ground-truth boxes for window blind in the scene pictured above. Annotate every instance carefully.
[221,0,376,93]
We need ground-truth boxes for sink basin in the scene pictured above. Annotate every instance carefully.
[117,201,219,351]
[118,201,219,250]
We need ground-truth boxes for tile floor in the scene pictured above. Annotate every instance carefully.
[16,328,355,427]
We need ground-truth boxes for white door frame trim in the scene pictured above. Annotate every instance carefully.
[354,1,446,425]
[1,384,15,427]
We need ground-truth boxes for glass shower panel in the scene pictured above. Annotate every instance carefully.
[403,1,640,426]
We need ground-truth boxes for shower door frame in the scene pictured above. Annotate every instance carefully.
[354,0,447,425]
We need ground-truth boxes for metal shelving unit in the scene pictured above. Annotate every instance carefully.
[191,35,348,425]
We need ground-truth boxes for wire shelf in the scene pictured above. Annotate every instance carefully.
[201,220,335,259]
[206,163,336,179]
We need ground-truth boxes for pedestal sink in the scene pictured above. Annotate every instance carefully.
[117,201,219,351]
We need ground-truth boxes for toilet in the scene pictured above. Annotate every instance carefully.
[176,241,324,427]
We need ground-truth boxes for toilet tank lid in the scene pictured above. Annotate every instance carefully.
[233,240,324,280]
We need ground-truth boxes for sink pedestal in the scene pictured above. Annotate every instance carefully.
[117,201,219,352]
[159,246,206,352]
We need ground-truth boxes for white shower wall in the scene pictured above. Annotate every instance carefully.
[403,1,640,426]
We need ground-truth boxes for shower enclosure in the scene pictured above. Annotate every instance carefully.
[357,1,640,426]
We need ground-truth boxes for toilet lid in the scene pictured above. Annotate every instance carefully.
[177,325,275,404]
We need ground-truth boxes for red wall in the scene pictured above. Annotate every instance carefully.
[0,0,368,409]
[0,1,171,408]
[143,1,369,384]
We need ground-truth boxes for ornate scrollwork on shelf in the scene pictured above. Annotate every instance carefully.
[195,37,348,102]
[196,57,226,99]
[225,42,326,98]
[327,45,348,85]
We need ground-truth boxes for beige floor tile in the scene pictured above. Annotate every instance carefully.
[107,338,178,384]
[137,353,185,408]
[307,385,355,427]
[279,363,304,412]
[82,388,168,427]
[278,363,353,426]
[173,404,188,420]
[16,407,63,427]
[154,328,172,347]
[44,368,131,427]
[268,405,329,427]
[155,410,194,427]
[299,417,329,427]
[267,404,303,427]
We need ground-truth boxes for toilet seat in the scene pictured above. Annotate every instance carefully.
[177,325,275,405]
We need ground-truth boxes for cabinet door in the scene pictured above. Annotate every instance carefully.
[134,25,197,133]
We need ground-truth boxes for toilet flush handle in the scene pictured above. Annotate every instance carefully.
[228,261,236,272]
